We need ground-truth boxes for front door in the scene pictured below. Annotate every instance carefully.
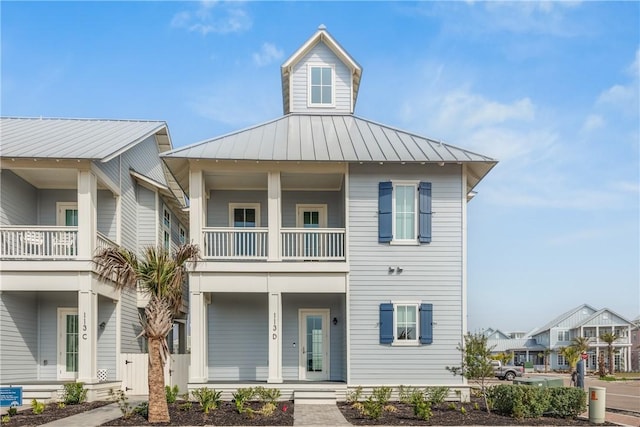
[57,308,79,380]
[299,309,330,381]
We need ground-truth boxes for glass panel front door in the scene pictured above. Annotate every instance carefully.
[299,309,329,380]
[233,207,256,256]
[58,308,78,380]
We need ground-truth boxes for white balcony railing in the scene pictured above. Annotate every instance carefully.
[0,226,78,259]
[96,232,118,253]
[203,227,268,260]
[201,227,346,261]
[281,228,345,260]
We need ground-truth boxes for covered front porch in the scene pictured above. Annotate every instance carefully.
[188,287,347,391]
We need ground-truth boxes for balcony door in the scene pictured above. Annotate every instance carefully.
[56,202,78,226]
[299,309,330,381]
[229,203,260,256]
[296,205,327,258]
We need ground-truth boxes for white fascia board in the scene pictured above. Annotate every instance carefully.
[100,124,167,163]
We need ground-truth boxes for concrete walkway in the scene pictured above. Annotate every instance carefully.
[293,404,350,426]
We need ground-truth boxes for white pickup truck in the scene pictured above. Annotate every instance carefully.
[491,360,524,381]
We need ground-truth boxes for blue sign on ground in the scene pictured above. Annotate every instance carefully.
[0,387,23,407]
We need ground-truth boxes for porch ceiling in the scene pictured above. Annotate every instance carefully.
[11,168,109,190]
[204,172,343,191]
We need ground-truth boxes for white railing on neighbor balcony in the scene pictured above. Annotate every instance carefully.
[0,226,78,259]
[203,227,269,260]
[96,232,118,253]
[281,228,345,261]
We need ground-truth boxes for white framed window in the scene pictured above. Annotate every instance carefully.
[162,206,171,251]
[296,204,328,228]
[393,302,419,346]
[557,354,567,366]
[308,64,335,107]
[179,226,186,245]
[229,203,260,227]
[557,330,570,342]
[56,202,78,226]
[393,181,418,244]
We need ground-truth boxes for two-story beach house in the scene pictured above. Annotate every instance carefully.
[530,304,634,372]
[0,118,189,400]
[162,26,497,401]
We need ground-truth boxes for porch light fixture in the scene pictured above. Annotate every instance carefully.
[99,321,106,330]
[388,266,395,273]
[396,266,403,273]
[333,317,338,326]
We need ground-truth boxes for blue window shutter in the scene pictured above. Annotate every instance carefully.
[378,182,393,243]
[418,182,432,243]
[379,303,394,344]
[419,303,433,344]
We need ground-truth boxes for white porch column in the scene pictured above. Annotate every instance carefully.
[77,169,97,258]
[189,290,208,383]
[77,289,98,383]
[189,168,205,250]
[267,292,283,383]
[267,171,281,261]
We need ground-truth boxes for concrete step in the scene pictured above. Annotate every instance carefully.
[294,389,337,405]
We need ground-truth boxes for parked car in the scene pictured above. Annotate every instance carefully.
[491,360,524,381]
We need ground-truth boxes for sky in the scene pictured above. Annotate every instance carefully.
[2,1,639,333]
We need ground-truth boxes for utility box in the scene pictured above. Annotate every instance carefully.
[589,386,606,424]
[513,377,564,388]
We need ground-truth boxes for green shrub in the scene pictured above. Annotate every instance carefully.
[108,389,135,419]
[546,387,587,418]
[425,386,449,405]
[488,384,550,419]
[413,398,432,420]
[232,387,255,414]
[165,385,179,403]
[31,399,45,415]
[178,401,192,411]
[2,414,11,424]
[254,386,281,403]
[398,385,419,404]
[134,402,148,418]
[259,402,276,416]
[192,387,222,414]
[62,382,87,405]
[7,407,17,417]
[372,386,392,405]
[360,396,383,420]
[447,402,457,410]
[346,386,362,403]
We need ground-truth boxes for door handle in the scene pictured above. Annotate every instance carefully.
[302,347,306,354]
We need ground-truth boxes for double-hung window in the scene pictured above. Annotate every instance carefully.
[162,206,171,251]
[308,65,334,106]
[379,181,432,244]
[379,302,433,345]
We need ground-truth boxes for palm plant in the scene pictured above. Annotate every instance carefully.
[94,244,199,423]
[571,336,591,354]
[559,346,580,371]
[599,332,619,374]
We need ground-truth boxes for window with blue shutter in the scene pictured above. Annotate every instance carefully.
[378,182,393,243]
[379,303,394,344]
[418,182,432,243]
[419,303,433,344]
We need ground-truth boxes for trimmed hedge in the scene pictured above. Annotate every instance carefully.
[488,385,585,419]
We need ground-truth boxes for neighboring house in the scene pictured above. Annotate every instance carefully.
[486,304,635,372]
[162,26,497,400]
[631,315,640,371]
[0,117,189,400]
[483,328,512,340]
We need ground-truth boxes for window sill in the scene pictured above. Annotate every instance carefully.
[391,341,420,347]
[389,240,419,246]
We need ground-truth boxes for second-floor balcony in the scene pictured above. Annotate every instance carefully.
[203,227,345,261]
[0,226,117,260]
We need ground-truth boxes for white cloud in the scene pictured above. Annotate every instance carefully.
[596,50,640,114]
[252,42,284,67]
[547,228,606,245]
[171,1,252,35]
[581,114,605,133]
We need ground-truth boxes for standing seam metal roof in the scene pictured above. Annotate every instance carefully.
[162,114,496,164]
[0,117,167,160]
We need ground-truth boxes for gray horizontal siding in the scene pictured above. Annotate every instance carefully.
[37,189,76,225]
[0,292,38,382]
[281,293,346,381]
[137,185,157,248]
[97,190,117,240]
[291,42,352,114]
[281,190,344,228]
[0,171,38,226]
[37,292,77,380]
[208,293,268,381]
[207,190,268,227]
[120,288,143,353]
[97,295,118,381]
[348,163,465,385]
